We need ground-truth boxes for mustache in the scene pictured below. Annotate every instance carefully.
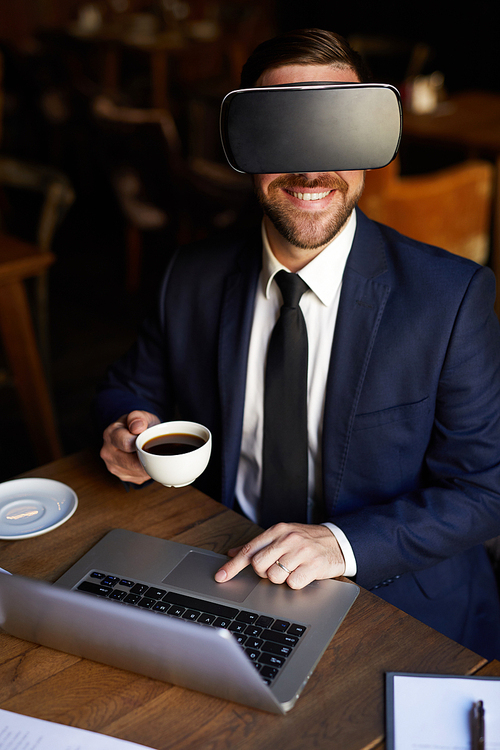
[268,173,349,194]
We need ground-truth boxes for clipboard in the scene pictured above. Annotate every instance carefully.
[386,672,500,750]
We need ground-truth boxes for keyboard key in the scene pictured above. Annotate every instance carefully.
[102,576,120,587]
[256,615,274,628]
[262,641,292,657]
[261,630,298,647]
[146,587,167,599]
[131,583,149,595]
[119,579,135,588]
[153,602,169,613]
[258,652,286,668]
[168,605,186,617]
[213,617,230,628]
[260,665,279,681]
[197,613,216,625]
[90,571,105,580]
[77,581,112,597]
[109,590,127,601]
[138,597,156,609]
[228,621,246,634]
[245,625,263,638]
[124,593,141,604]
[245,648,260,661]
[163,592,238,619]
[235,611,258,624]
[246,637,263,650]
[182,609,200,621]
[271,619,290,632]
[288,623,307,637]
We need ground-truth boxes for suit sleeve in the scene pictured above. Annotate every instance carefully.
[331,266,500,590]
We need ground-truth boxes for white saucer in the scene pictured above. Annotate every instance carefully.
[0,478,78,540]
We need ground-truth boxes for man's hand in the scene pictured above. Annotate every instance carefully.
[214,523,346,589]
[100,411,161,483]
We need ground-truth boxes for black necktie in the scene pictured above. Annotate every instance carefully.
[261,270,309,527]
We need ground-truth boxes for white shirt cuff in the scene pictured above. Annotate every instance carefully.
[322,523,357,578]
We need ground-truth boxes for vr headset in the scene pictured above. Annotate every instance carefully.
[220,82,402,174]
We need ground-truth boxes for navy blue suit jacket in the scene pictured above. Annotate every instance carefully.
[96,209,500,657]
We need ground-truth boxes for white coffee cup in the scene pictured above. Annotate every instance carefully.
[136,421,212,487]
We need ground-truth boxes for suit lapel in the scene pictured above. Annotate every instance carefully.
[218,233,262,507]
[216,213,391,512]
[322,210,391,513]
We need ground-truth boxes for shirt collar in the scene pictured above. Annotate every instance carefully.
[261,210,357,306]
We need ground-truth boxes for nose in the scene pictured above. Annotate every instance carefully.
[295,173,322,180]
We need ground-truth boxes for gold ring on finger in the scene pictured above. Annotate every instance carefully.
[275,560,292,574]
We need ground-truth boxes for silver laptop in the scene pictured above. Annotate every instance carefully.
[0,529,358,713]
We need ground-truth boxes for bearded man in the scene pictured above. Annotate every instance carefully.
[96,29,500,659]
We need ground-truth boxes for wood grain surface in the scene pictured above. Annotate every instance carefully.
[0,450,490,750]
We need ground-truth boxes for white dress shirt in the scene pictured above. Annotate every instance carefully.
[235,211,358,576]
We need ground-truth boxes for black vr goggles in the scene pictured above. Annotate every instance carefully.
[220,82,402,174]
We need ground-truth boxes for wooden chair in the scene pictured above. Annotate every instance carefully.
[0,157,75,366]
[91,95,254,293]
[360,159,499,589]
[358,158,494,265]
[0,48,74,464]
[0,158,74,464]
[0,235,62,464]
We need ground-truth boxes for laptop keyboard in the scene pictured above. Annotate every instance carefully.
[75,571,307,684]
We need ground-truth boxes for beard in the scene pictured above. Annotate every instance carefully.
[255,173,364,250]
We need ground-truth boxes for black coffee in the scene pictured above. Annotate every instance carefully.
[143,433,205,456]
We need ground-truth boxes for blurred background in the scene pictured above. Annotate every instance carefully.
[0,0,498,481]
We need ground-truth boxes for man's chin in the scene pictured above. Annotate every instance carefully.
[267,207,354,250]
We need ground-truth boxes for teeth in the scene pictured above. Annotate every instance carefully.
[290,191,331,201]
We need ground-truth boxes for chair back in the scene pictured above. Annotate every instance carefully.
[0,157,75,252]
[91,96,254,291]
[359,159,494,264]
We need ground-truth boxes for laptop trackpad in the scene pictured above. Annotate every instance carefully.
[162,551,260,603]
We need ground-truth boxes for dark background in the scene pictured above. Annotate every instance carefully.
[0,0,497,480]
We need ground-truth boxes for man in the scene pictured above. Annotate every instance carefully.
[96,29,500,658]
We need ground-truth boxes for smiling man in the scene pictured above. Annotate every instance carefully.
[253,66,365,270]
[96,29,500,659]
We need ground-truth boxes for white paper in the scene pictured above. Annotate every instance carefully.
[392,674,500,750]
[0,709,153,750]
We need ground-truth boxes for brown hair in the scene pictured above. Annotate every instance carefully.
[240,28,371,88]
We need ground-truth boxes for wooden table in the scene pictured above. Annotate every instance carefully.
[0,450,492,750]
[0,233,62,463]
[403,91,500,312]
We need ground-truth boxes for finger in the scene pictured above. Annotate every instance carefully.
[100,442,151,482]
[215,535,272,582]
[108,411,159,453]
[227,546,243,558]
[283,539,347,590]
[214,544,252,582]
[245,523,296,575]
[283,562,317,590]
[127,411,152,435]
[216,524,297,583]
[266,558,293,584]
[107,420,137,453]
[260,526,347,588]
